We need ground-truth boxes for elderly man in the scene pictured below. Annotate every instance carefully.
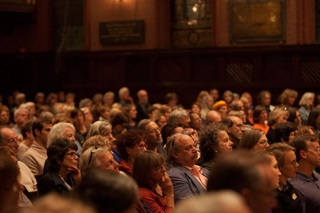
[166,133,209,203]
[138,119,164,156]
[289,134,320,213]
[0,127,37,192]
[205,110,222,126]
[167,108,191,128]
[12,108,29,136]
[222,115,245,149]
[136,89,151,122]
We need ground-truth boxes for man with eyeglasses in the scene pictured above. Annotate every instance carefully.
[0,127,37,193]
[289,134,320,213]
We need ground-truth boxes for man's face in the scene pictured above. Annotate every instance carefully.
[173,135,198,167]
[304,141,320,168]
[0,110,9,124]
[14,110,29,125]
[262,94,271,106]
[145,121,162,145]
[36,123,52,147]
[138,91,148,104]
[210,89,219,102]
[0,128,19,155]
[180,115,191,128]
[228,117,245,141]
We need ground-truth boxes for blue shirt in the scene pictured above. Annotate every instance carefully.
[289,172,320,213]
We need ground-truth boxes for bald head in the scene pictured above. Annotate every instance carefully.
[206,110,222,125]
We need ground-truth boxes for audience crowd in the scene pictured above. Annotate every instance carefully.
[1,87,320,213]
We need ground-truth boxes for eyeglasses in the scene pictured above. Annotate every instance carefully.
[135,143,147,149]
[7,138,19,144]
[65,151,78,159]
[283,159,298,167]
[88,146,98,167]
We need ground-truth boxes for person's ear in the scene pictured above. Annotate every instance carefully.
[35,129,40,136]
[300,150,307,160]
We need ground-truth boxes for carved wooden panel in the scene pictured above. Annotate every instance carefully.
[156,57,190,82]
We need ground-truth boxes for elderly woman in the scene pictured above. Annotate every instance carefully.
[80,145,118,177]
[267,143,304,213]
[116,130,146,176]
[38,139,81,197]
[266,107,289,143]
[212,101,228,119]
[240,129,269,151]
[197,123,233,171]
[133,151,174,213]
[298,92,315,126]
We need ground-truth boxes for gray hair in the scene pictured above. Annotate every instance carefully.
[47,122,75,148]
[79,146,112,176]
[167,108,189,126]
[137,119,152,131]
[86,121,112,139]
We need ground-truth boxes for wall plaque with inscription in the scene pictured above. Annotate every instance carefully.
[99,20,145,45]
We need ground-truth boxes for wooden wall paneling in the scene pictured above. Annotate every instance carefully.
[156,56,190,82]
[95,58,126,86]
[126,56,151,83]
[261,54,293,83]
[191,55,216,82]
[226,55,253,84]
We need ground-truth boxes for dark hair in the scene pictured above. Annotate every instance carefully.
[132,150,164,188]
[287,107,298,123]
[110,112,128,127]
[257,90,271,106]
[115,130,144,161]
[253,105,267,123]
[307,110,320,131]
[199,123,227,162]
[161,123,182,145]
[221,117,233,128]
[74,168,137,213]
[289,134,318,162]
[273,122,297,142]
[32,118,52,138]
[21,120,34,138]
[47,139,78,172]
[207,150,270,193]
[70,108,84,119]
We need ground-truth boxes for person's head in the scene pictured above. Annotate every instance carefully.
[307,109,320,131]
[21,120,34,140]
[191,102,201,114]
[212,101,228,119]
[263,152,281,189]
[70,108,85,127]
[223,90,233,104]
[0,153,21,213]
[167,108,190,127]
[297,125,315,135]
[222,116,245,146]
[165,92,178,108]
[257,90,272,106]
[81,107,93,125]
[115,130,146,162]
[32,118,53,147]
[34,92,45,105]
[289,134,320,168]
[65,92,75,104]
[267,107,289,127]
[252,105,268,124]
[230,100,245,111]
[82,135,112,153]
[103,91,115,106]
[137,89,148,104]
[207,150,277,213]
[132,150,165,188]
[47,138,78,173]
[273,122,297,143]
[174,191,252,213]
[47,122,76,148]
[190,112,202,131]
[74,168,138,213]
[13,108,29,126]
[206,110,222,125]
[86,120,114,142]
[240,129,269,151]
[287,107,302,127]
[92,93,103,105]
[138,119,162,147]
[0,105,10,125]
[79,98,92,111]
[118,87,130,101]
[166,133,198,167]
[122,104,137,120]
[278,89,298,107]
[209,88,220,102]
[0,127,19,155]
[199,123,232,162]
[298,92,315,107]
[80,146,119,176]
[110,112,128,136]
[151,111,167,130]
[267,143,298,182]
[160,123,184,146]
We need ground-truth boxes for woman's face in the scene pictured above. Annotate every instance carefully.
[215,130,233,153]
[258,110,268,123]
[75,111,84,124]
[262,93,271,106]
[218,106,228,118]
[307,96,314,106]
[98,151,119,173]
[127,141,147,160]
[156,116,167,130]
[191,104,200,114]
[129,106,137,119]
[279,150,298,179]
[253,134,269,151]
[149,162,166,185]
[60,148,79,171]
[287,96,296,106]
[0,110,9,124]
[224,94,233,104]
[294,111,302,127]
[269,155,281,189]
[276,114,287,124]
